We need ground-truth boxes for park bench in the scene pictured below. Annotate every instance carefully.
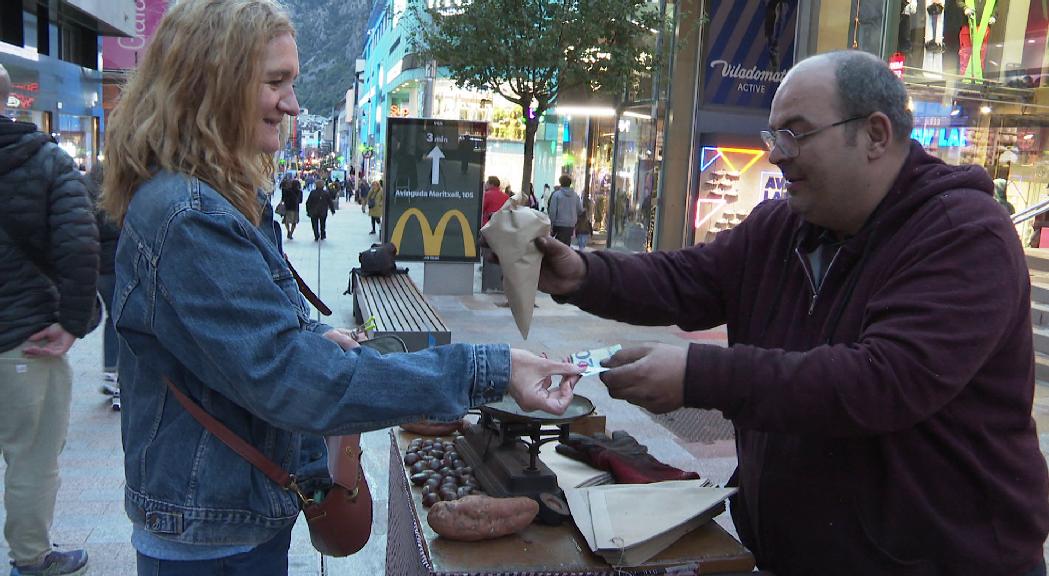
[350,272,451,352]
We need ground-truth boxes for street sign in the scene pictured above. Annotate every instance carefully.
[384,118,487,262]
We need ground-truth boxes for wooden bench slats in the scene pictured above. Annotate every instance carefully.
[356,274,448,334]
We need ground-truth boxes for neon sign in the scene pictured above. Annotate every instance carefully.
[700,146,765,174]
[911,127,967,148]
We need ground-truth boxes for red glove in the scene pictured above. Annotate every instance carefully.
[555,431,701,484]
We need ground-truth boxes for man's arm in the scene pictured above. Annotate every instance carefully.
[46,148,99,338]
[686,220,1023,437]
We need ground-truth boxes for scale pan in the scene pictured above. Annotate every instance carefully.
[480,394,595,424]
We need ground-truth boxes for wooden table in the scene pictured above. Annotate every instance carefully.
[385,430,755,575]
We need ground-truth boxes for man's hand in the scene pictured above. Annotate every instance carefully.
[324,328,362,351]
[508,349,584,414]
[534,236,587,296]
[599,344,687,414]
[23,323,76,358]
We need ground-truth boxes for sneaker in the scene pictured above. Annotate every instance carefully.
[100,372,118,396]
[10,549,88,576]
[111,393,121,412]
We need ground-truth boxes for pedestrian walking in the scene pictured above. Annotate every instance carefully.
[89,166,123,411]
[279,173,301,239]
[305,180,335,240]
[357,177,369,212]
[574,193,593,250]
[367,180,384,234]
[100,4,581,574]
[0,63,98,576]
[481,176,508,226]
[548,174,582,245]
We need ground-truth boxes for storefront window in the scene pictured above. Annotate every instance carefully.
[56,113,95,172]
[814,0,887,54]
[6,109,45,128]
[889,0,1049,85]
[689,138,782,245]
[609,107,661,251]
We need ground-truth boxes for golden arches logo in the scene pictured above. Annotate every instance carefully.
[389,208,477,258]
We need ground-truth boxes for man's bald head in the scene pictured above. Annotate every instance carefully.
[0,65,10,114]
[783,50,913,144]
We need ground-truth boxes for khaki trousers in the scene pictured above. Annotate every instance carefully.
[0,343,72,564]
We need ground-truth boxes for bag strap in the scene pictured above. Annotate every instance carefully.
[162,377,298,491]
[284,254,332,316]
[163,376,363,505]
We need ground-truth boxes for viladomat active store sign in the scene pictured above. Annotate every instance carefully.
[702,0,798,109]
[384,118,486,262]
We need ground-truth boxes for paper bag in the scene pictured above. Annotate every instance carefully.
[480,200,551,338]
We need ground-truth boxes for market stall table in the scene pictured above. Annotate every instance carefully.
[386,430,755,575]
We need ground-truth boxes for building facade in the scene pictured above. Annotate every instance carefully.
[656,0,1049,250]
[353,0,678,251]
[353,0,1047,253]
[0,0,137,172]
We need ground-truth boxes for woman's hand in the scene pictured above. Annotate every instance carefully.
[324,328,362,351]
[507,349,584,414]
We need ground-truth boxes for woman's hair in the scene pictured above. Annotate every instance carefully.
[101,0,294,226]
[370,181,382,192]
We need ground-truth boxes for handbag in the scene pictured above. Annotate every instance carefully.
[275,201,286,216]
[358,242,398,276]
[162,377,372,557]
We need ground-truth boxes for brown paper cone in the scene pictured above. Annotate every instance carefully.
[479,200,551,339]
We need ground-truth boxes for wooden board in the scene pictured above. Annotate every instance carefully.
[385,430,755,576]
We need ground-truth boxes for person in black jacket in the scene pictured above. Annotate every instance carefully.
[0,63,97,576]
[89,166,122,411]
[279,174,301,239]
[305,179,335,241]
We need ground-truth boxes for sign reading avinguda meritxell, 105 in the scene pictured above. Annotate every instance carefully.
[384,118,487,262]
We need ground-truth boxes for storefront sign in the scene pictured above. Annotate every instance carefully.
[702,0,798,109]
[911,127,967,148]
[385,118,487,262]
[102,0,168,71]
[762,171,786,200]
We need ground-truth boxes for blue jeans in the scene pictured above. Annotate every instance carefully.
[97,273,118,372]
[135,526,292,576]
[575,233,590,250]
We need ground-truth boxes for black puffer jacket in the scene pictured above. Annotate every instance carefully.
[0,117,99,353]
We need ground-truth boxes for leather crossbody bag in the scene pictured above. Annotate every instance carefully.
[162,377,372,557]
[157,263,408,557]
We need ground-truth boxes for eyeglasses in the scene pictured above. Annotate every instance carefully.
[760,115,867,159]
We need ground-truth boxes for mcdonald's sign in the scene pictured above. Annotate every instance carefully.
[389,208,477,260]
[384,117,486,262]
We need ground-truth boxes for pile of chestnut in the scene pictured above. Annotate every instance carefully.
[404,435,484,507]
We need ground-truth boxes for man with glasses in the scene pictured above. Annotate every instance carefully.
[534,50,1048,576]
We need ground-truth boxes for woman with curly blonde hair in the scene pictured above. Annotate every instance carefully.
[101,1,581,573]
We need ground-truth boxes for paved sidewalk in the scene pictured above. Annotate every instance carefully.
[1,195,1046,573]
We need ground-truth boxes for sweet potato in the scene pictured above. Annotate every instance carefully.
[400,419,465,436]
[427,495,538,541]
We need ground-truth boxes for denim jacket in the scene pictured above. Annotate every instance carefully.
[113,171,510,547]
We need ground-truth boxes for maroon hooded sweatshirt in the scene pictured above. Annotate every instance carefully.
[565,142,1049,575]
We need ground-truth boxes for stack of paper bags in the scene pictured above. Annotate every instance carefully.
[479,199,550,338]
[538,441,613,490]
[564,481,735,567]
